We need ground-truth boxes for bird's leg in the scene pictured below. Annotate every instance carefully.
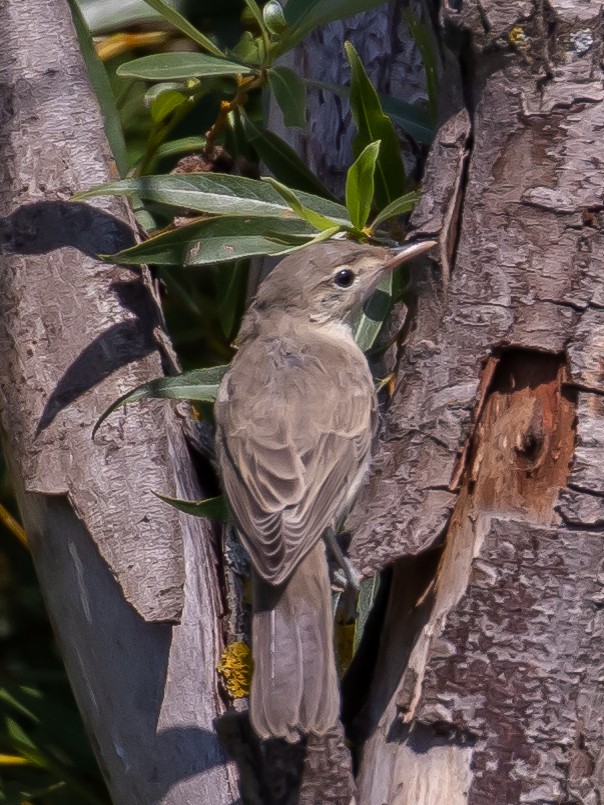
[325,528,360,623]
[324,527,360,593]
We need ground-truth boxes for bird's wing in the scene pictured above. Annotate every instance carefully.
[215,333,376,584]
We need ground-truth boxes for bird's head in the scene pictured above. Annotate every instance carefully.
[249,239,436,327]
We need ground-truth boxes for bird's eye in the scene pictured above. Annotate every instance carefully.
[334,268,355,288]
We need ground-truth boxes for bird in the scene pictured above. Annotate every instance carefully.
[214,238,435,741]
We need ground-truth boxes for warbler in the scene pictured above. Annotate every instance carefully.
[215,238,435,740]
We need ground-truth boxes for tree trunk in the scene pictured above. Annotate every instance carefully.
[262,0,604,801]
[347,1,604,802]
[0,1,235,802]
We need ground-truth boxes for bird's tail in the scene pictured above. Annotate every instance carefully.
[251,541,339,741]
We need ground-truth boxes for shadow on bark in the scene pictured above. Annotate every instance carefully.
[0,201,164,434]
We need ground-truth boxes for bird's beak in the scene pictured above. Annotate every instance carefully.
[383,240,437,271]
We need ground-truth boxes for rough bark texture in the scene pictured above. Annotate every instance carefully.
[351,1,604,802]
[0,1,235,802]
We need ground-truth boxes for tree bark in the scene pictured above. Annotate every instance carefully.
[0,1,235,802]
[349,1,604,802]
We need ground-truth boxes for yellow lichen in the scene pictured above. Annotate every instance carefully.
[217,641,253,699]
[508,26,528,48]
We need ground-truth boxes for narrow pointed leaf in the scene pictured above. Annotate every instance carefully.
[345,42,406,210]
[403,10,438,123]
[268,67,307,129]
[263,177,348,231]
[370,190,420,229]
[76,173,351,224]
[240,112,334,198]
[139,0,226,57]
[281,0,389,51]
[345,140,380,229]
[93,366,228,435]
[67,0,128,176]
[155,492,231,522]
[109,215,316,266]
[352,273,393,351]
[117,53,252,81]
[380,95,434,144]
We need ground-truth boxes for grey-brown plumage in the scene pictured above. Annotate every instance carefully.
[215,238,435,740]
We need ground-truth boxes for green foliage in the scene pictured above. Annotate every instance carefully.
[93,365,229,435]
[267,67,307,129]
[345,41,406,210]
[402,9,438,124]
[154,493,231,522]
[345,140,380,230]
[117,53,253,81]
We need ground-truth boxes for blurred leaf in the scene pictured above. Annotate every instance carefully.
[77,0,186,35]
[403,10,438,123]
[263,177,349,231]
[117,53,253,81]
[94,365,228,435]
[149,88,189,123]
[240,112,334,198]
[380,95,434,144]
[281,0,389,51]
[352,273,393,351]
[215,260,248,340]
[77,173,351,224]
[301,76,434,145]
[370,190,419,229]
[154,493,231,522]
[242,0,271,57]
[155,135,207,159]
[229,31,265,66]
[268,67,307,129]
[67,0,128,177]
[263,0,288,35]
[345,140,379,230]
[345,42,406,210]
[139,0,226,58]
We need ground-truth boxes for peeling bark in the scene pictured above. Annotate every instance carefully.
[351,1,604,802]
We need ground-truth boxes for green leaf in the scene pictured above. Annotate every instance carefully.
[345,42,406,210]
[240,112,335,198]
[155,136,207,159]
[215,260,248,340]
[67,0,129,176]
[354,573,381,652]
[281,0,389,51]
[150,89,189,124]
[352,273,393,351]
[263,177,348,231]
[109,215,316,266]
[402,10,438,124]
[154,493,231,522]
[117,53,253,81]
[229,31,265,67]
[93,366,229,436]
[243,0,271,56]
[76,173,351,225]
[370,190,420,229]
[345,140,380,230]
[268,67,307,129]
[380,95,434,145]
[300,77,434,145]
[139,0,226,58]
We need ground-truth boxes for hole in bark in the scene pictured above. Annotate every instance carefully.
[463,348,577,519]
